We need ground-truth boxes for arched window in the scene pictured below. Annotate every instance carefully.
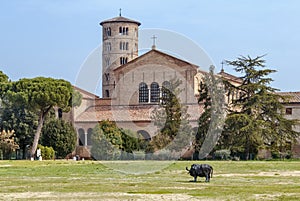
[78,128,85,146]
[120,57,128,65]
[105,42,111,52]
[87,128,93,146]
[150,82,160,102]
[119,26,128,35]
[105,27,111,36]
[120,42,128,51]
[139,82,149,103]
[105,57,110,67]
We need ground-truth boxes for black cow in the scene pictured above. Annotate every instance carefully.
[186,164,213,182]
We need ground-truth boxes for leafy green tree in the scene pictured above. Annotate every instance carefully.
[91,122,117,160]
[91,120,144,160]
[0,71,35,159]
[222,55,300,160]
[0,77,81,157]
[1,105,37,158]
[119,128,144,159]
[41,118,77,158]
[0,71,9,83]
[149,78,193,156]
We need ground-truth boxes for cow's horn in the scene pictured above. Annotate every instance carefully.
[186,167,189,171]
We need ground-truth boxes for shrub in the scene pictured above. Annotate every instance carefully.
[214,149,231,160]
[37,144,55,160]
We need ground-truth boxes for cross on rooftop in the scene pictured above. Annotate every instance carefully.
[221,60,225,72]
[151,35,157,49]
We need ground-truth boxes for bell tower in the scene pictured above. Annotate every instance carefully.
[100,11,141,98]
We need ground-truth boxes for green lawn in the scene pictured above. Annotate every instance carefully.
[0,160,300,200]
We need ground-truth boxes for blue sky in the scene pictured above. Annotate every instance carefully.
[1,0,300,94]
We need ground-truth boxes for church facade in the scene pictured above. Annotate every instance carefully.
[69,14,300,159]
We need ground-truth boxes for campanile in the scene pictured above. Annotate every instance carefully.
[100,11,141,98]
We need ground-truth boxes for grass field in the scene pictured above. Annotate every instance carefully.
[0,160,300,200]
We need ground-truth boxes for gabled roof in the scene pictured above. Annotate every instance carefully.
[114,49,199,73]
[73,86,100,99]
[100,16,141,26]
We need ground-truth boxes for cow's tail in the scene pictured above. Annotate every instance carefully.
[211,167,213,178]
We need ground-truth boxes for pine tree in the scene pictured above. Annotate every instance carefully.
[222,55,300,160]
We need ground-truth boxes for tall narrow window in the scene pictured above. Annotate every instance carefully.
[150,82,160,102]
[105,42,111,52]
[120,57,128,65]
[78,129,85,146]
[119,26,128,35]
[139,82,149,103]
[87,128,93,146]
[105,57,110,67]
[105,27,111,36]
[120,42,129,50]
[105,90,110,98]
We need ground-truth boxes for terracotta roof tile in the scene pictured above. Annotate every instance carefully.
[277,91,300,103]
[75,104,204,123]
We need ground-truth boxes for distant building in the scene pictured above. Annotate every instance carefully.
[278,92,300,158]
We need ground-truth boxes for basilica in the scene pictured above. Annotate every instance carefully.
[67,14,300,159]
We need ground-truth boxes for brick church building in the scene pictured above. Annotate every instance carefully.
[68,14,300,159]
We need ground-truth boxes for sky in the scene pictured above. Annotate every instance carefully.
[1,0,300,95]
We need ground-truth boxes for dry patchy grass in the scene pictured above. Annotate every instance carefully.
[0,160,299,200]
